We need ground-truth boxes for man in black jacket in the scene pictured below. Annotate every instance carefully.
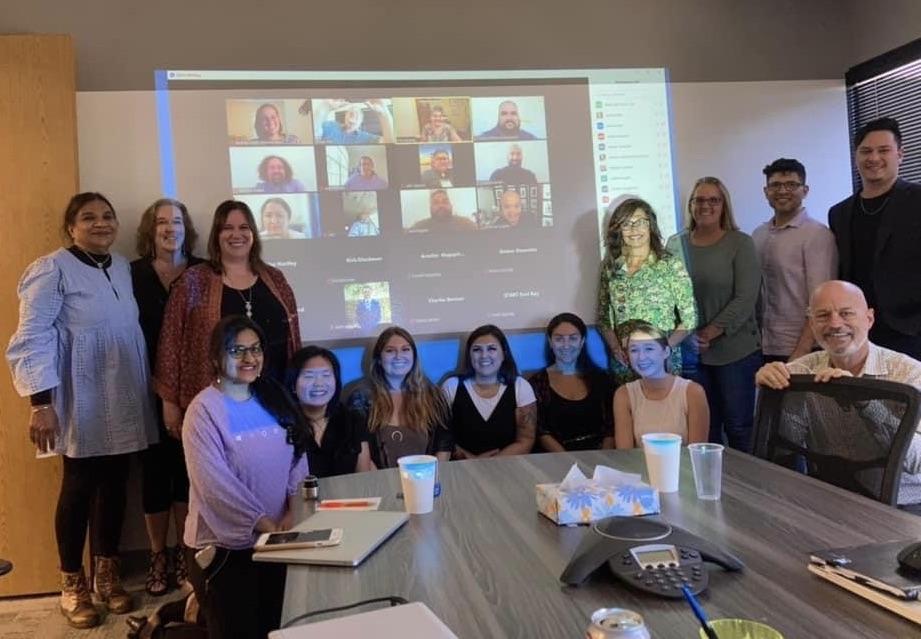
[828,117,921,359]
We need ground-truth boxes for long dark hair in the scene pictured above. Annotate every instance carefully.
[209,315,309,459]
[207,200,265,273]
[544,312,599,373]
[603,197,669,266]
[462,324,519,384]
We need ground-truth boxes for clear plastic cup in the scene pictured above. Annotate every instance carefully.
[641,433,682,493]
[699,619,783,638]
[688,443,724,500]
[396,455,438,514]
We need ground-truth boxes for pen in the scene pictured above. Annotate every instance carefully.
[680,585,719,639]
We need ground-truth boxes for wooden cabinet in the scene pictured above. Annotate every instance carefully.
[0,34,78,596]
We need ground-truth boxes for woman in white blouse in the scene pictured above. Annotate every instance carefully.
[442,324,536,458]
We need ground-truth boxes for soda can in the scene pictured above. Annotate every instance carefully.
[585,608,651,639]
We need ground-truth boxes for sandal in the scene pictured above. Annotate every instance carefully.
[145,550,170,597]
[172,544,189,590]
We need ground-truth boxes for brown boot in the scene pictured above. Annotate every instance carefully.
[94,555,133,614]
[61,569,100,628]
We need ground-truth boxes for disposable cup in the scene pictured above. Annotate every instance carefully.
[688,443,724,500]
[699,619,783,638]
[641,433,682,493]
[396,455,438,515]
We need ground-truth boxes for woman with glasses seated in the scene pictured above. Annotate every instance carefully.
[443,325,536,458]
[666,177,762,453]
[347,327,453,467]
[289,345,373,476]
[528,313,615,451]
[614,320,709,448]
[182,315,308,639]
[597,198,697,384]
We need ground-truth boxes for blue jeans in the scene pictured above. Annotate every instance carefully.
[685,349,762,453]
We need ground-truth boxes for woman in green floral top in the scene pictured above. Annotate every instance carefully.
[597,198,698,382]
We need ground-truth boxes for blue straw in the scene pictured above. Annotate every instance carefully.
[681,585,719,639]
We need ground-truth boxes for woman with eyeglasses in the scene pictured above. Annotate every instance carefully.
[528,313,615,451]
[347,327,453,467]
[443,325,536,458]
[597,197,697,383]
[155,200,300,446]
[182,315,308,639]
[666,177,762,453]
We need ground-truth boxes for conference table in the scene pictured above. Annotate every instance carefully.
[282,449,921,638]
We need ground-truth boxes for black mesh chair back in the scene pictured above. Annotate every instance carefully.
[753,375,921,506]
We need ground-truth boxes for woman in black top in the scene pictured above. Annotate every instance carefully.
[528,313,615,451]
[442,325,537,458]
[288,346,373,476]
[347,327,453,467]
[130,198,203,596]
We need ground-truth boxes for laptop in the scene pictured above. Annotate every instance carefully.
[253,510,408,567]
[269,602,458,638]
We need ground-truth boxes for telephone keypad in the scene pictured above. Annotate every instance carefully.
[608,544,709,598]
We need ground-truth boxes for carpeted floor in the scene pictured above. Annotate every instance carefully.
[0,566,188,638]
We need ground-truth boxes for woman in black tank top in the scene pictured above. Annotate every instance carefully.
[445,325,537,458]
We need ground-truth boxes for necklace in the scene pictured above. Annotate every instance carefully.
[237,286,254,319]
[859,194,891,216]
[74,245,112,270]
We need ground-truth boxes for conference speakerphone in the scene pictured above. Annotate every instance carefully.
[561,516,744,598]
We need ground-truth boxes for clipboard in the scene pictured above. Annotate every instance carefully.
[809,540,921,600]
[809,563,921,626]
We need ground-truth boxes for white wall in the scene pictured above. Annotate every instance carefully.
[670,80,852,233]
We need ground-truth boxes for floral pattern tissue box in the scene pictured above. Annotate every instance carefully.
[536,464,660,525]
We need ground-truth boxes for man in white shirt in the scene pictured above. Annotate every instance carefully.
[756,280,921,505]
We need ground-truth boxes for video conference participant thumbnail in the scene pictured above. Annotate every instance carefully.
[392,97,472,143]
[343,281,392,335]
[317,191,381,237]
[236,193,319,239]
[313,99,394,144]
[229,147,318,194]
[225,99,314,145]
[475,141,549,186]
[476,184,550,230]
[472,97,547,141]
[389,143,476,189]
[324,145,390,191]
[401,188,478,232]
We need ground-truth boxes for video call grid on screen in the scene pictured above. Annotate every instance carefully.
[156,69,678,342]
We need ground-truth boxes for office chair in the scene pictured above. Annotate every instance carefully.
[752,375,921,507]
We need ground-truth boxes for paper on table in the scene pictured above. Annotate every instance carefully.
[316,497,382,511]
[559,463,648,489]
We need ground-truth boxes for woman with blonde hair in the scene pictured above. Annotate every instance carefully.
[347,326,453,467]
[666,177,762,452]
[131,197,204,596]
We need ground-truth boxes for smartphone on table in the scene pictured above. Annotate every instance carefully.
[255,528,343,551]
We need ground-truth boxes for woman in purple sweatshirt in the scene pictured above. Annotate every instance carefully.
[181,315,309,638]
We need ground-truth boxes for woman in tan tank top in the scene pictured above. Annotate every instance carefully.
[613,321,709,448]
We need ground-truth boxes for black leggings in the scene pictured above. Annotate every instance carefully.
[141,434,189,514]
[185,546,286,639]
[55,454,131,573]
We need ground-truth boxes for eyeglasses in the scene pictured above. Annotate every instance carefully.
[691,197,723,207]
[620,218,650,229]
[766,181,804,192]
[227,344,264,359]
